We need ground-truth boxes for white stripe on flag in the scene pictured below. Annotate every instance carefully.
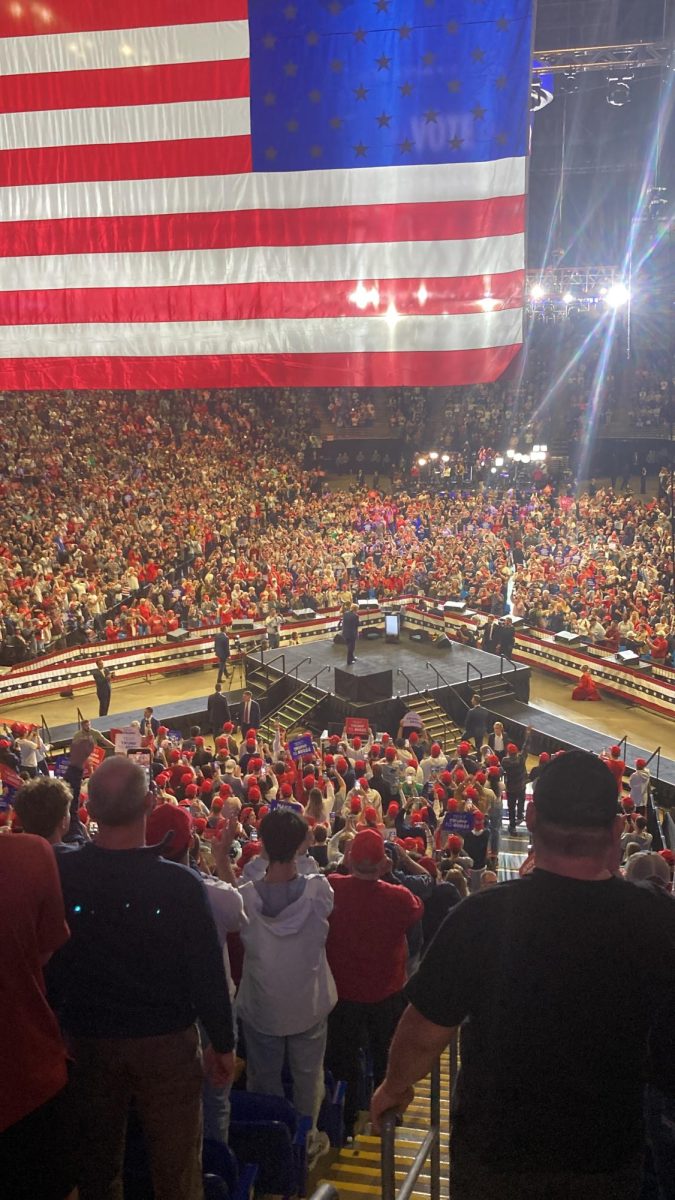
[1,20,249,77]
[0,97,251,151]
[0,158,527,223]
[0,309,523,358]
[0,235,525,292]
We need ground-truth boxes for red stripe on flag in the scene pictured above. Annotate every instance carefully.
[2,136,252,187]
[1,198,525,257]
[0,275,525,325]
[0,59,250,115]
[0,0,247,37]
[0,346,522,390]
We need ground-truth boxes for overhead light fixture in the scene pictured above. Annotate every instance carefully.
[606,76,632,107]
[605,282,630,309]
[530,283,546,300]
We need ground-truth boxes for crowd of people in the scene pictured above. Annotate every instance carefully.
[3,703,675,1200]
[1,383,674,670]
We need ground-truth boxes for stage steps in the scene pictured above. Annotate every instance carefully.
[316,1050,452,1200]
[480,678,515,703]
[257,686,322,744]
[409,695,464,751]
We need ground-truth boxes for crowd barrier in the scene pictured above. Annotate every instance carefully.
[2,599,675,723]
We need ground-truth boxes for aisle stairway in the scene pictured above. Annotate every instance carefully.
[317,1049,452,1199]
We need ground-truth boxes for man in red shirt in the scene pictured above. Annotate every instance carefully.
[0,833,76,1199]
[325,829,423,1138]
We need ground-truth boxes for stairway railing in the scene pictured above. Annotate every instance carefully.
[643,744,661,782]
[396,667,418,698]
[380,1055,442,1200]
[466,661,483,699]
[306,1186,339,1200]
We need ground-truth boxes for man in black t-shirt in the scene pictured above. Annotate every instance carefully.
[371,751,675,1200]
[49,756,234,1200]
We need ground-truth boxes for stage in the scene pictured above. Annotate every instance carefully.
[254,637,530,703]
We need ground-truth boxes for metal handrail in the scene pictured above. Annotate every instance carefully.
[258,652,286,690]
[291,656,312,680]
[426,661,470,716]
[644,745,661,781]
[618,734,628,760]
[306,1186,339,1200]
[499,654,518,682]
[41,713,51,744]
[303,664,332,691]
[381,1056,442,1200]
[76,706,85,728]
[396,667,418,698]
[466,661,483,699]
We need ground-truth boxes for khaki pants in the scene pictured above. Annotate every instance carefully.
[71,1027,204,1200]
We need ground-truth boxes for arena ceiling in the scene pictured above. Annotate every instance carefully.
[527,0,673,266]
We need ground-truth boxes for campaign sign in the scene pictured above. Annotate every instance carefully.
[345,717,370,738]
[270,798,303,814]
[288,735,314,761]
[51,754,70,779]
[114,726,142,753]
[441,811,475,834]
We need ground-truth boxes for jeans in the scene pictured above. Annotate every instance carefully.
[241,1018,327,1127]
[451,1130,642,1200]
[641,1084,675,1199]
[200,1023,233,1144]
[70,1026,204,1200]
[325,993,405,1137]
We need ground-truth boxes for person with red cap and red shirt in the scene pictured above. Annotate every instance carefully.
[325,827,423,1139]
[603,744,626,796]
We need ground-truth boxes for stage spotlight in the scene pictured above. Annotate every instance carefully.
[605,282,630,309]
[441,454,450,463]
[561,71,579,94]
[530,283,545,300]
[562,291,574,304]
[495,456,504,467]
[428,451,439,461]
[417,457,427,467]
[606,77,631,107]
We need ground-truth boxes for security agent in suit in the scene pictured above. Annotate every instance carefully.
[495,617,515,660]
[480,616,499,655]
[238,690,261,735]
[214,630,231,685]
[140,707,160,738]
[92,657,113,716]
[342,604,360,666]
[207,683,230,735]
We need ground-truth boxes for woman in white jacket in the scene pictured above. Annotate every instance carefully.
[237,810,337,1161]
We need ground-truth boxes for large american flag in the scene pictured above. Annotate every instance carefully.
[0,0,532,390]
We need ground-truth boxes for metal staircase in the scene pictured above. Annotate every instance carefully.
[409,695,464,752]
[317,1048,452,1199]
[257,686,323,744]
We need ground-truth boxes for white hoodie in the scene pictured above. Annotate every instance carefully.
[236,873,337,1036]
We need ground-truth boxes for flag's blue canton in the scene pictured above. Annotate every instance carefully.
[248,0,533,172]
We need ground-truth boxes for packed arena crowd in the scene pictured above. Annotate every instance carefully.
[3,701,675,1199]
[1,381,674,667]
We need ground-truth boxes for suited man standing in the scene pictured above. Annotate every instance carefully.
[207,683,230,735]
[495,617,516,661]
[480,616,498,655]
[342,604,359,666]
[140,707,159,738]
[238,690,261,736]
[214,629,231,685]
[91,658,113,717]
